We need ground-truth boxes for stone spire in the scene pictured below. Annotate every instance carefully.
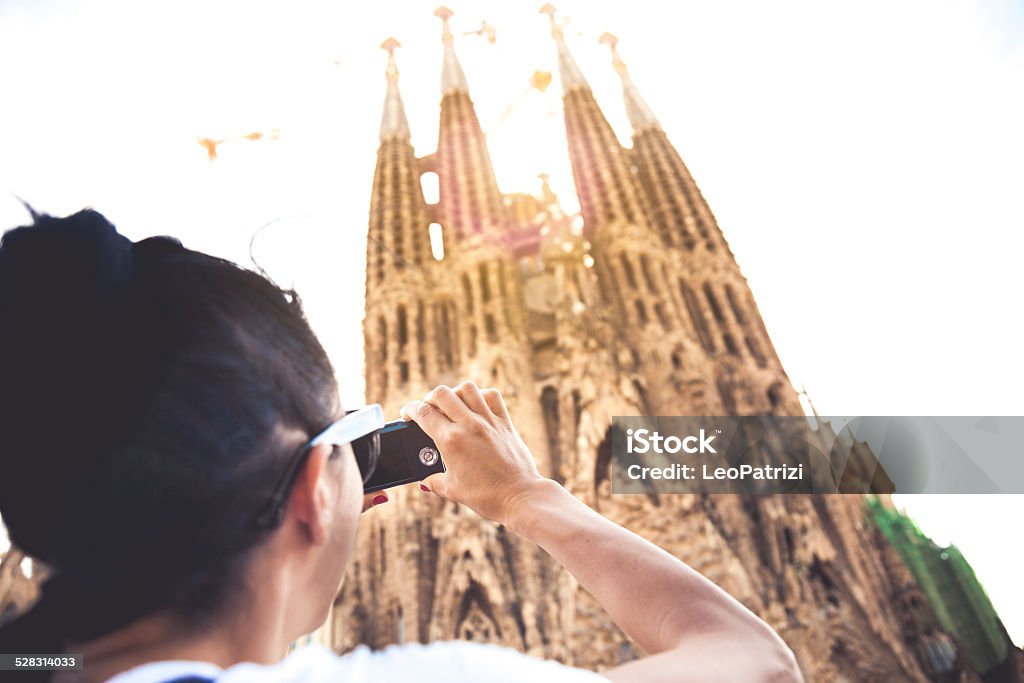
[538,4,649,236]
[539,4,589,91]
[379,38,411,141]
[435,6,469,95]
[603,34,727,254]
[586,34,797,418]
[364,36,436,401]
[366,36,433,293]
[434,6,505,242]
[598,32,659,132]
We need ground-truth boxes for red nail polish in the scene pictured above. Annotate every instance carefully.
[419,484,430,492]
[372,494,388,505]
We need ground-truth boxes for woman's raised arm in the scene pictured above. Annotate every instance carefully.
[402,382,803,683]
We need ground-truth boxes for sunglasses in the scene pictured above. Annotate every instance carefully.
[255,404,385,530]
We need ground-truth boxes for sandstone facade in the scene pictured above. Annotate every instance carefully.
[318,8,968,682]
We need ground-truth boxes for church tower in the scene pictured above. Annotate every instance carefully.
[364,38,434,402]
[538,4,694,422]
[596,30,802,419]
[331,15,573,661]
[330,7,972,681]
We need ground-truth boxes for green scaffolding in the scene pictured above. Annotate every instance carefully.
[866,496,1008,674]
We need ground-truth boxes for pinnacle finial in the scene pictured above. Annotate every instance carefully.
[598,32,627,75]
[538,172,558,205]
[536,172,566,221]
[539,4,561,36]
[540,3,588,90]
[598,32,618,49]
[435,6,455,42]
[601,34,660,130]
[436,6,469,93]
[378,36,410,140]
[381,37,401,82]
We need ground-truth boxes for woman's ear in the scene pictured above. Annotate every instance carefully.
[288,443,335,545]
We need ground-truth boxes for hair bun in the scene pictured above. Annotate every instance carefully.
[0,209,143,563]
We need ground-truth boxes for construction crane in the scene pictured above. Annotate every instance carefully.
[197,128,280,161]
[462,19,497,44]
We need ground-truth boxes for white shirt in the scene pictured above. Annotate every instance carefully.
[105,641,608,683]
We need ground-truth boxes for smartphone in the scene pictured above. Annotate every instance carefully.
[358,419,446,493]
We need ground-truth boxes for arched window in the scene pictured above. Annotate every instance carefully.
[377,316,388,363]
[746,336,767,367]
[768,383,784,413]
[397,305,408,351]
[680,280,716,353]
[478,263,491,302]
[416,300,428,377]
[633,380,650,413]
[594,427,613,501]
[572,390,582,438]
[808,558,840,608]
[420,171,440,204]
[781,527,796,564]
[447,301,460,363]
[462,273,474,314]
[377,316,389,395]
[654,302,671,330]
[634,300,649,326]
[541,386,562,483]
[428,222,445,261]
[716,376,737,415]
[455,582,501,643]
[723,332,740,357]
[619,253,638,289]
[497,261,508,299]
[484,313,497,343]
[640,254,658,292]
[725,284,747,324]
[703,282,725,323]
[436,299,455,369]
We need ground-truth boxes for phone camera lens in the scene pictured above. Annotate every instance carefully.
[419,447,439,466]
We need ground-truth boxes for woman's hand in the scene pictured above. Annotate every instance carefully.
[400,382,546,526]
[361,490,389,513]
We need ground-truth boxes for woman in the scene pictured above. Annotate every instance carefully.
[0,209,802,682]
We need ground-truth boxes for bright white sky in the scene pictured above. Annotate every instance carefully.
[1,0,1021,647]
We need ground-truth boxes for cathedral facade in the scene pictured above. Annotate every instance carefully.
[318,7,980,682]
[0,9,1016,683]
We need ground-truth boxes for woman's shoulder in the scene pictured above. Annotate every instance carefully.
[216,641,608,683]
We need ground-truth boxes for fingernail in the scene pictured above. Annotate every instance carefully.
[419,484,431,492]
[372,494,388,506]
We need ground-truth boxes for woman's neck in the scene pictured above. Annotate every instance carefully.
[55,591,292,683]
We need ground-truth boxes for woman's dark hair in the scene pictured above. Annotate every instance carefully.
[0,209,339,662]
